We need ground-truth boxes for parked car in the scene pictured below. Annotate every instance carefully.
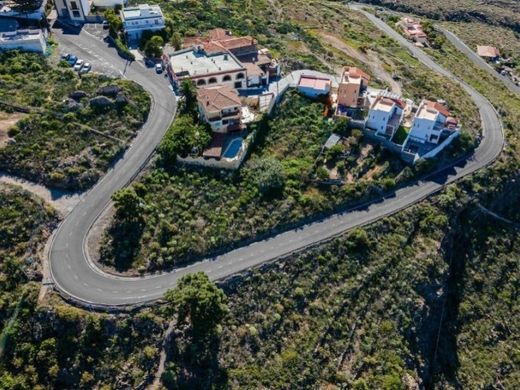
[79,63,91,74]
[102,21,109,30]
[74,59,84,71]
[67,55,78,65]
[155,63,163,73]
[61,53,71,60]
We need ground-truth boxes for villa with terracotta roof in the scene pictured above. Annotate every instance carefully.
[197,85,243,133]
[399,17,427,44]
[477,45,501,61]
[366,95,406,138]
[170,29,279,89]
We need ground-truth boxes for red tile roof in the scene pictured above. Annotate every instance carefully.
[219,36,257,50]
[208,28,230,41]
[477,45,500,58]
[298,75,332,90]
[426,100,451,118]
[243,62,265,76]
[197,85,242,112]
[345,66,371,82]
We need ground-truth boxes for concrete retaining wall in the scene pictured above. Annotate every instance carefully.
[422,131,460,159]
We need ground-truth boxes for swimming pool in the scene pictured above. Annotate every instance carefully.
[223,137,244,159]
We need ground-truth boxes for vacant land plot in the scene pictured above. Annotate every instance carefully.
[0,112,25,148]
[0,52,150,191]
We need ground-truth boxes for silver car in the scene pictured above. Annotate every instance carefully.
[74,59,84,72]
[79,63,91,74]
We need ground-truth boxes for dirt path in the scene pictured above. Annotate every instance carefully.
[149,320,176,390]
[318,31,402,95]
[0,112,25,148]
[0,173,82,216]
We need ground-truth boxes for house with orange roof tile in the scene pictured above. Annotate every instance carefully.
[175,29,278,88]
[197,85,243,133]
[477,45,501,61]
[399,17,427,44]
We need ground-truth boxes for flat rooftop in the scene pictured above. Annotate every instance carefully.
[373,97,395,113]
[122,4,163,20]
[416,103,438,121]
[299,75,331,90]
[0,29,43,42]
[169,49,244,78]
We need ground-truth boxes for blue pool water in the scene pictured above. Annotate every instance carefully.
[223,138,243,159]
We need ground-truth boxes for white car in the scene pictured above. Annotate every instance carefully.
[155,63,163,73]
[79,63,91,74]
[74,59,84,72]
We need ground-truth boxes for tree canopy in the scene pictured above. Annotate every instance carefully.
[164,272,228,336]
[180,79,198,118]
[248,157,285,196]
[10,0,42,13]
[144,36,164,58]
[158,115,211,163]
[112,187,143,222]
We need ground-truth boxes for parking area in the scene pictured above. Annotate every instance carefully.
[51,21,170,84]
[53,25,124,78]
[82,23,109,42]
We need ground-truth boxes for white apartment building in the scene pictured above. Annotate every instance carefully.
[121,4,165,41]
[366,95,405,138]
[54,0,91,23]
[0,28,46,53]
[407,100,457,144]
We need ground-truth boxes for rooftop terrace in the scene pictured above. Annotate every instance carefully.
[169,48,244,78]
[122,4,163,20]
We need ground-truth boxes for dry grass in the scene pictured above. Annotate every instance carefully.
[359,0,520,30]
[442,21,520,61]
[0,111,25,148]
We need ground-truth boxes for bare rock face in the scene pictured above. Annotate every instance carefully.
[90,95,113,109]
[69,90,88,101]
[97,85,121,97]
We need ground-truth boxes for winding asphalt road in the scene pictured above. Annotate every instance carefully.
[48,10,505,309]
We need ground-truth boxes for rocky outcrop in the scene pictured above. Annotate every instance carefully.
[97,85,121,97]
[90,96,113,109]
[69,90,88,101]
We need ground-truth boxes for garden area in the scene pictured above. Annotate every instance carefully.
[0,51,151,191]
[101,90,411,273]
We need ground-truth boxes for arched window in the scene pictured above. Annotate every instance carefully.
[197,79,207,86]
[236,73,245,80]
[223,75,232,82]
[209,77,217,84]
